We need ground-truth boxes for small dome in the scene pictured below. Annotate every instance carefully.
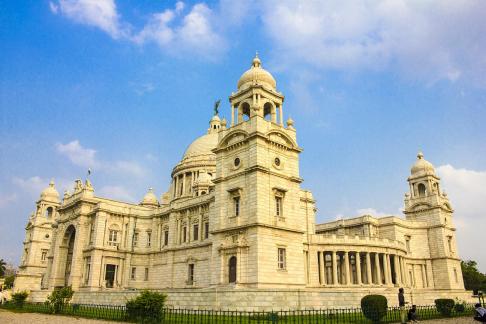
[411,152,435,176]
[182,132,218,159]
[40,179,60,203]
[195,170,213,185]
[237,54,276,91]
[140,188,158,207]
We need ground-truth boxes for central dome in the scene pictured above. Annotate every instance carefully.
[237,54,276,91]
[182,132,218,159]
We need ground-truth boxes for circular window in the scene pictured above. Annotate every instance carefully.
[45,234,50,239]
[234,157,240,167]
[274,157,281,166]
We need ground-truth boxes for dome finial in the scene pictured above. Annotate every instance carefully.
[49,178,55,187]
[252,52,261,68]
[417,151,424,160]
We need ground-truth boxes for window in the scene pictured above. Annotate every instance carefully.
[418,183,427,197]
[234,157,240,167]
[275,196,283,217]
[188,264,194,285]
[204,222,209,239]
[164,230,169,246]
[133,232,139,247]
[144,268,149,281]
[233,197,240,217]
[41,249,48,261]
[88,223,95,245]
[454,268,458,283]
[183,226,187,243]
[447,236,453,254]
[405,236,411,252]
[84,257,91,284]
[45,207,53,218]
[131,267,136,280]
[147,231,152,247]
[278,248,286,270]
[193,224,199,241]
[108,230,119,246]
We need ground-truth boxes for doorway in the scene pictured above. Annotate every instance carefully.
[105,264,117,288]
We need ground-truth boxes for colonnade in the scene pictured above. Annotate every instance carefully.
[317,250,408,287]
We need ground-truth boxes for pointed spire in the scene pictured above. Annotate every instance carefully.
[252,51,261,68]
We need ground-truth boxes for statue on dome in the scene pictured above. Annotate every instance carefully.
[214,99,221,115]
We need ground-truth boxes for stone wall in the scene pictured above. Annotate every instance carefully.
[30,287,476,311]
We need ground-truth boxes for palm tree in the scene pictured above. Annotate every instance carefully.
[0,258,6,277]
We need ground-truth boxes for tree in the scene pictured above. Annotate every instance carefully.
[461,260,486,294]
[0,259,6,277]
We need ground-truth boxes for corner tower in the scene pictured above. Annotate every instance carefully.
[404,152,464,289]
[209,55,315,288]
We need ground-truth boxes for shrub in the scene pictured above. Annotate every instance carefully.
[435,298,455,317]
[11,291,28,308]
[126,290,167,324]
[454,298,466,313]
[46,286,74,313]
[3,275,15,289]
[361,295,388,323]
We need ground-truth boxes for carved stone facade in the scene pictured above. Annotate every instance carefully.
[14,55,469,308]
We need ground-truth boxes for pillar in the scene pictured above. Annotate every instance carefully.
[366,253,372,285]
[332,251,338,285]
[279,105,283,125]
[182,173,186,196]
[383,254,390,285]
[356,252,362,285]
[421,264,427,288]
[344,251,351,285]
[231,106,235,126]
[394,254,401,285]
[319,251,325,285]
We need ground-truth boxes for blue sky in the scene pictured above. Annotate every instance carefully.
[1,0,486,271]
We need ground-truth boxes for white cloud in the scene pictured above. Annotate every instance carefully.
[0,193,17,208]
[437,164,486,270]
[133,2,225,59]
[12,176,48,195]
[56,140,97,168]
[52,0,126,39]
[56,140,145,177]
[260,0,486,86]
[98,185,136,202]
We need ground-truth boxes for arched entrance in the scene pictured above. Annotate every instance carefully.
[229,256,237,283]
[63,225,76,286]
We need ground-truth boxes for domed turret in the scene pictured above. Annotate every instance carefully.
[40,179,60,203]
[410,152,435,177]
[140,188,159,207]
[237,53,277,91]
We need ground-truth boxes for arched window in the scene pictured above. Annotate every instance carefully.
[241,102,251,121]
[418,183,427,197]
[229,256,237,283]
[45,206,53,218]
[263,102,273,121]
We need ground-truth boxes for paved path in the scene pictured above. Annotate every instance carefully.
[421,317,478,323]
[0,309,125,324]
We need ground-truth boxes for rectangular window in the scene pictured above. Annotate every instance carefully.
[144,268,149,281]
[278,248,286,270]
[131,267,136,280]
[41,249,48,261]
[275,196,283,217]
[108,230,119,246]
[234,197,240,217]
[84,257,91,284]
[193,224,199,241]
[447,236,453,254]
[147,231,152,247]
[204,222,209,239]
[405,236,411,252]
[164,230,169,246]
[188,264,194,285]
[89,223,95,245]
[133,232,139,247]
[183,226,187,243]
[454,268,458,283]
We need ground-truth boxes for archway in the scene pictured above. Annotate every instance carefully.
[229,256,237,283]
[63,225,76,286]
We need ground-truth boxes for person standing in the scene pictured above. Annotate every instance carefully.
[398,287,407,324]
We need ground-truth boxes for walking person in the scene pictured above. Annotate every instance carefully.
[398,287,407,324]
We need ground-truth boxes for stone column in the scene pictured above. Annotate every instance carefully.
[332,251,338,285]
[375,253,382,285]
[279,105,283,125]
[385,254,392,285]
[400,257,407,286]
[198,209,203,241]
[231,106,235,126]
[366,253,372,285]
[394,254,401,285]
[319,251,325,285]
[382,254,389,285]
[344,251,351,286]
[182,173,186,196]
[356,252,362,285]
[421,264,427,288]
[176,219,181,245]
